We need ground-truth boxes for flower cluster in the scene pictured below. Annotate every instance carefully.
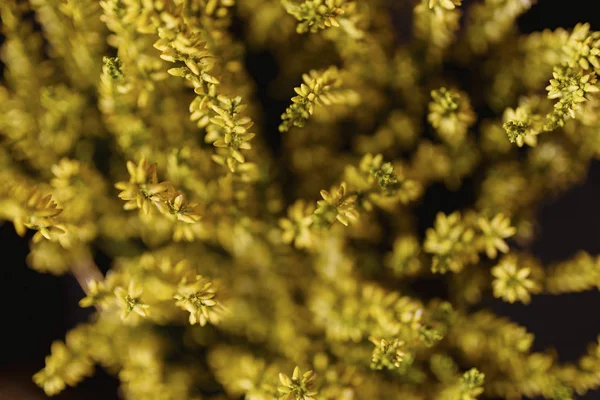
[2,0,600,399]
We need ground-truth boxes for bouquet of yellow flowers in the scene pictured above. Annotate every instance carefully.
[2,0,600,398]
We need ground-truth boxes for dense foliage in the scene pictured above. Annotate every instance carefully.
[2,0,600,399]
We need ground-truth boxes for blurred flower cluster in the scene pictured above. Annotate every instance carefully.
[2,0,600,399]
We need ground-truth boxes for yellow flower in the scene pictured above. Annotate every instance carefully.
[153,188,202,224]
[477,213,516,259]
[491,256,540,304]
[503,106,542,147]
[174,276,225,326]
[114,158,169,214]
[115,281,149,321]
[428,0,461,10]
[428,87,475,145]
[12,189,66,243]
[279,199,315,249]
[79,278,113,308]
[278,366,318,400]
[369,336,406,370]
[424,212,476,273]
[33,340,93,396]
[314,182,359,227]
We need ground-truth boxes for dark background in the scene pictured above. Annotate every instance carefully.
[2,0,600,399]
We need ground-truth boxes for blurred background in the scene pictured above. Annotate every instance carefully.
[2,0,600,398]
